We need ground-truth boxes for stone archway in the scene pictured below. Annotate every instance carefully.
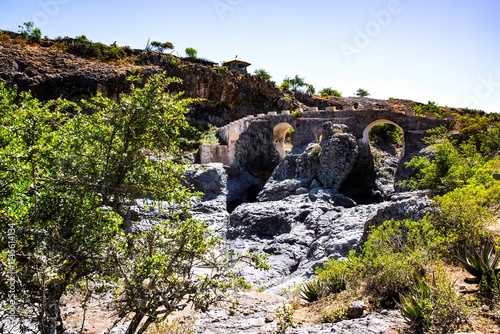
[273,123,294,158]
[362,119,405,156]
[360,119,405,199]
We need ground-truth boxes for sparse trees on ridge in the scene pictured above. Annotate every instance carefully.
[355,88,370,97]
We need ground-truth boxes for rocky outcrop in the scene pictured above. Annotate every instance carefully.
[185,163,230,238]
[226,191,432,289]
[0,33,294,127]
[167,63,294,126]
[0,41,154,101]
[192,292,405,334]
[258,122,358,202]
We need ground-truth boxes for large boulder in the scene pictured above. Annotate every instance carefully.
[257,122,358,202]
[185,163,230,237]
[185,163,227,201]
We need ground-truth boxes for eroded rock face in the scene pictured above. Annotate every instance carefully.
[185,163,228,201]
[258,122,358,202]
[226,191,432,289]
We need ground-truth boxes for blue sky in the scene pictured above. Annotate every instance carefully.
[1,0,499,112]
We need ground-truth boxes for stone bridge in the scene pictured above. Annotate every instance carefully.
[200,107,455,181]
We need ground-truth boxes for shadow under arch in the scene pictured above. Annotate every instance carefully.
[340,119,405,204]
[273,122,294,158]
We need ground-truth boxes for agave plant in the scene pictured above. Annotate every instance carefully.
[298,280,325,303]
[325,271,347,294]
[456,241,500,284]
[397,279,433,331]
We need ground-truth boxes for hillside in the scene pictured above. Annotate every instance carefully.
[0,30,292,127]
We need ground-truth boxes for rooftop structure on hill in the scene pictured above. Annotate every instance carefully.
[223,55,251,72]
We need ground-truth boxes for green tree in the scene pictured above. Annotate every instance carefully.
[320,87,342,98]
[149,40,174,53]
[288,75,307,92]
[18,21,42,43]
[110,216,266,334]
[369,123,403,147]
[185,47,198,58]
[0,86,118,333]
[280,79,291,92]
[0,75,267,334]
[281,75,308,93]
[254,68,272,80]
[401,130,484,192]
[355,88,370,97]
[306,84,315,95]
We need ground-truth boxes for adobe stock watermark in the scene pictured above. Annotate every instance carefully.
[213,0,243,21]
[340,0,406,64]
[22,0,71,28]
[463,74,500,110]
[6,222,16,317]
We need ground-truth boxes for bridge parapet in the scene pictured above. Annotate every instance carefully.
[206,108,456,169]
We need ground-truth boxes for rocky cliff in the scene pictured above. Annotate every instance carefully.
[0,30,293,126]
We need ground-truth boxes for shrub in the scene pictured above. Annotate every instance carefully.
[254,68,271,80]
[316,290,357,323]
[360,219,439,307]
[355,88,370,97]
[273,303,295,334]
[75,34,88,43]
[316,252,362,295]
[401,134,484,192]
[479,272,500,303]
[215,66,228,77]
[146,317,195,334]
[319,87,342,98]
[199,124,220,145]
[185,47,198,58]
[431,186,491,256]
[321,304,348,323]
[412,101,446,118]
[279,79,291,92]
[291,109,301,118]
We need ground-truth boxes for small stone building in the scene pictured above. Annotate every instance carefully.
[223,56,251,72]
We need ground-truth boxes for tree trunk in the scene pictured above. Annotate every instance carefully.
[40,284,65,334]
[136,315,156,334]
[125,313,144,334]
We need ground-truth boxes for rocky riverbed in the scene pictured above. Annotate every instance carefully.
[63,123,428,333]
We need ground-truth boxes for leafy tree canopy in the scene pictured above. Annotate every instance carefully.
[0,75,266,334]
[185,47,198,58]
[355,88,370,97]
[254,68,272,80]
[320,87,342,98]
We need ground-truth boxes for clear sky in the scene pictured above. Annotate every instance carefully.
[1,0,499,112]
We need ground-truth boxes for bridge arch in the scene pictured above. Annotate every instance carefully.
[273,122,294,158]
[362,119,405,156]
